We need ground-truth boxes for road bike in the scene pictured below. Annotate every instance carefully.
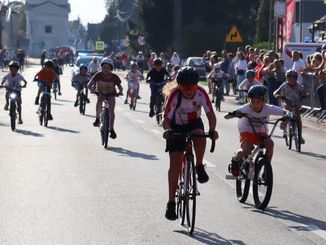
[212,78,223,111]
[153,81,166,124]
[282,97,302,152]
[36,80,52,127]
[0,85,25,131]
[129,81,139,111]
[173,132,215,235]
[226,111,292,210]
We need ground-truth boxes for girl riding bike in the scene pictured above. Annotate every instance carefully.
[124,62,144,104]
[162,66,219,220]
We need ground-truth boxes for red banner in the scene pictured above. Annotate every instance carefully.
[285,0,295,42]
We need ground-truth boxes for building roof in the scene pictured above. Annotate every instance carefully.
[26,1,70,12]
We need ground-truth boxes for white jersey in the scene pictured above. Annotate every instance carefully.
[236,104,285,134]
[292,59,306,84]
[88,62,100,74]
[164,86,213,125]
[238,79,261,91]
[2,73,25,90]
[126,70,143,82]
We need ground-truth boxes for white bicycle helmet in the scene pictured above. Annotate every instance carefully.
[101,58,114,69]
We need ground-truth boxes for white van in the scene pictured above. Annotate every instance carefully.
[281,42,323,70]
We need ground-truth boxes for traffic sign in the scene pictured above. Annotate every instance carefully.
[95,41,105,51]
[225,26,243,43]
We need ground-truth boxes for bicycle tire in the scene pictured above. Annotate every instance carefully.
[103,110,109,148]
[287,123,292,150]
[155,96,162,124]
[236,160,250,203]
[79,94,85,115]
[10,100,16,131]
[177,168,186,225]
[133,97,137,111]
[44,95,50,127]
[185,154,196,235]
[54,90,57,100]
[39,102,44,126]
[293,121,301,152]
[253,157,273,210]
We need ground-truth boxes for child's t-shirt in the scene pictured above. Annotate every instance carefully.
[277,82,304,107]
[2,73,25,90]
[236,104,285,134]
[126,70,142,82]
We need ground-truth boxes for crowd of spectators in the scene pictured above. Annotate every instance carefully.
[0,48,26,71]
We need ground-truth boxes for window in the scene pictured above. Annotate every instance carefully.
[45,26,52,34]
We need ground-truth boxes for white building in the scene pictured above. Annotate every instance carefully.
[25,0,71,57]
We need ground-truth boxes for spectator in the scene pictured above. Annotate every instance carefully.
[40,50,46,67]
[292,50,306,84]
[170,52,181,66]
[235,52,247,90]
[220,50,231,95]
[147,52,157,71]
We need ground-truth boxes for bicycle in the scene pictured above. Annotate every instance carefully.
[36,80,52,127]
[0,85,24,131]
[173,132,215,235]
[238,89,248,105]
[78,84,89,115]
[281,97,302,152]
[212,78,223,111]
[225,111,292,210]
[97,92,122,149]
[153,81,166,124]
[52,79,59,100]
[129,81,139,111]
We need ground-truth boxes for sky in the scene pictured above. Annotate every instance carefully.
[68,0,107,25]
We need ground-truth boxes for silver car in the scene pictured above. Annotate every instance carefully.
[183,57,207,80]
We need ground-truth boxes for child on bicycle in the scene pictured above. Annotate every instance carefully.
[52,58,63,96]
[225,85,286,177]
[273,69,307,143]
[207,63,229,99]
[72,63,92,107]
[238,70,261,91]
[124,62,144,104]
[162,66,219,220]
[1,61,27,124]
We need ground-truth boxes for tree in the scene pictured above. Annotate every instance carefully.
[254,0,270,44]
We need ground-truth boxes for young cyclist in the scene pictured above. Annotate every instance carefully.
[162,66,219,220]
[72,63,92,107]
[146,58,170,117]
[124,62,144,104]
[87,58,123,139]
[273,69,307,143]
[225,85,286,177]
[238,70,261,91]
[52,58,63,96]
[1,61,27,124]
[34,60,58,120]
[207,63,229,99]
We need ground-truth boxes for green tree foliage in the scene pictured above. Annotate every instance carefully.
[254,0,270,43]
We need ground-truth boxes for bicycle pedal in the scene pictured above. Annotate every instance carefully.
[225,174,236,180]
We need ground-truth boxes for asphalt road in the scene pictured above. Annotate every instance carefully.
[0,65,325,245]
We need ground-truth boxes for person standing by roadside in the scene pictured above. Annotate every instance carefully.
[170,52,181,66]
[292,50,306,85]
[220,50,230,96]
[40,50,46,67]
[88,57,101,76]
[235,52,247,91]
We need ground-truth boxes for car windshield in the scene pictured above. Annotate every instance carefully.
[76,57,102,67]
[189,58,204,67]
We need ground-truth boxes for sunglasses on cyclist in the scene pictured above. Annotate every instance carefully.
[179,84,198,93]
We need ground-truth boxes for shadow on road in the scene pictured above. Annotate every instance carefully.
[47,126,80,134]
[16,129,43,137]
[0,122,8,127]
[174,228,245,245]
[109,147,159,160]
[51,102,64,106]
[300,151,326,160]
[82,114,96,118]
[56,99,74,103]
[250,205,326,231]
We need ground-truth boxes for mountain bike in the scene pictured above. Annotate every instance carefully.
[173,132,215,235]
[36,81,52,127]
[129,81,139,111]
[0,85,25,131]
[282,97,302,152]
[226,111,292,210]
[153,81,166,124]
[212,78,223,111]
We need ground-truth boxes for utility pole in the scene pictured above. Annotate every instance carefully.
[268,0,274,49]
[173,0,182,51]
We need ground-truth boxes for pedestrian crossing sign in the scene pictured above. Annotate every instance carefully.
[225,26,243,43]
[95,41,105,51]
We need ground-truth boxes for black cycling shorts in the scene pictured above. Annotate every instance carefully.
[166,118,204,152]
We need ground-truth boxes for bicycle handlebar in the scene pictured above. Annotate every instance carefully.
[171,132,215,153]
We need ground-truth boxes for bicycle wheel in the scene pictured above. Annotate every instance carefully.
[155,97,162,124]
[133,97,137,111]
[185,154,196,235]
[9,101,16,131]
[293,121,301,152]
[39,100,44,126]
[177,167,186,225]
[79,94,85,115]
[253,156,273,210]
[103,110,109,148]
[44,95,50,127]
[287,123,292,150]
[236,161,250,203]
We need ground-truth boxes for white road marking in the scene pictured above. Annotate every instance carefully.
[203,159,216,168]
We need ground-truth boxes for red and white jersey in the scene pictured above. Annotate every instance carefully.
[164,86,213,125]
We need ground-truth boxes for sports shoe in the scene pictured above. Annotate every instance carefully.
[58,92,62,96]
[93,118,100,127]
[18,118,23,124]
[48,113,53,120]
[196,164,209,183]
[34,96,39,105]
[74,101,78,107]
[149,110,155,118]
[4,103,9,111]
[165,201,177,221]
[228,158,240,177]
[110,129,117,139]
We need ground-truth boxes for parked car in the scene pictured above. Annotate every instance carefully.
[72,55,103,76]
[183,57,206,80]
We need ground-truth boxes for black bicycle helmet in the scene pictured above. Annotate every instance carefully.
[153,58,163,66]
[286,69,298,78]
[79,63,88,70]
[248,85,267,101]
[9,61,20,69]
[176,66,199,85]
[44,59,54,68]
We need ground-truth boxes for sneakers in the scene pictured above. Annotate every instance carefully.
[4,103,9,111]
[196,164,209,183]
[93,118,100,127]
[165,201,177,221]
[18,118,23,124]
[58,92,62,96]
[228,158,241,177]
[34,96,39,105]
[149,110,155,118]
[48,113,53,120]
[74,101,78,107]
[110,129,117,139]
